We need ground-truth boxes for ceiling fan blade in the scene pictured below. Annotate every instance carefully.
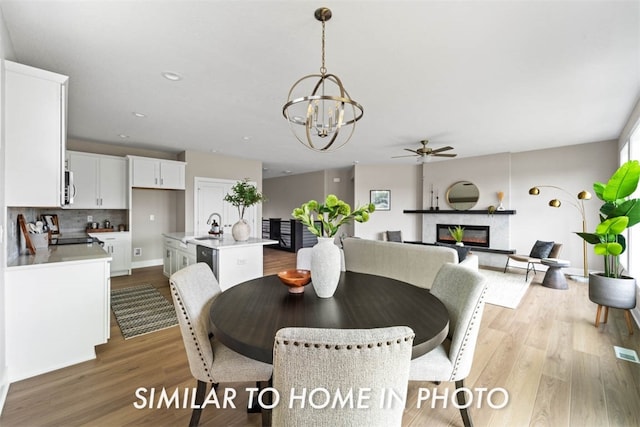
[392,154,420,158]
[433,153,457,157]
[430,146,454,154]
[403,148,419,154]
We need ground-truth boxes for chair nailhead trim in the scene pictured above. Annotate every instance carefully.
[278,334,415,351]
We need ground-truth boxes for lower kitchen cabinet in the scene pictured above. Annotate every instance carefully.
[163,237,196,278]
[5,257,111,382]
[90,232,131,277]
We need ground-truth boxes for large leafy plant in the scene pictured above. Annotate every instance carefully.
[576,160,640,278]
[292,194,376,238]
[223,179,266,219]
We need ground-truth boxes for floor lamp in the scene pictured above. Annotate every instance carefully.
[529,185,591,279]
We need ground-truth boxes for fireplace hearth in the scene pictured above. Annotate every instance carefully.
[436,224,490,248]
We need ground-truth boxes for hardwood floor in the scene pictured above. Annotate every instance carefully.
[2,247,640,426]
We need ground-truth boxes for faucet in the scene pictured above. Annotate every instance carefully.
[207,212,223,235]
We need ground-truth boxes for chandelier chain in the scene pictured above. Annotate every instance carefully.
[320,20,326,75]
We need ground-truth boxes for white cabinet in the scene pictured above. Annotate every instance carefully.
[128,156,186,190]
[66,151,128,209]
[163,237,196,278]
[217,245,264,291]
[5,258,111,381]
[89,232,132,277]
[4,61,68,207]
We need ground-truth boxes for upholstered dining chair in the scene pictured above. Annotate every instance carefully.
[170,263,273,427]
[409,263,487,427]
[272,326,415,427]
[504,240,563,280]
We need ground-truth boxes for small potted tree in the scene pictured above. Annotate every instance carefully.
[224,179,266,241]
[576,160,640,323]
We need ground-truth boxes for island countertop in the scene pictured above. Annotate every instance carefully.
[163,232,277,250]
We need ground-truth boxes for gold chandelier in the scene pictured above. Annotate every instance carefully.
[282,7,364,152]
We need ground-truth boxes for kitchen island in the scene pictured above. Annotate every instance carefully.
[163,232,277,290]
[5,243,112,382]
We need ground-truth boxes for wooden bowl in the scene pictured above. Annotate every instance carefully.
[277,269,311,294]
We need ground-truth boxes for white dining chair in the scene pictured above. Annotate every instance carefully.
[409,263,487,427]
[272,326,415,427]
[170,263,273,426]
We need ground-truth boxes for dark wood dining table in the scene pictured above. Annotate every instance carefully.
[209,271,450,363]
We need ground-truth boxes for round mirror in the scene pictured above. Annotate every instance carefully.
[446,181,479,210]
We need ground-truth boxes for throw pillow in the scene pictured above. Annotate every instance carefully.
[435,242,470,262]
[529,240,555,259]
[386,231,403,242]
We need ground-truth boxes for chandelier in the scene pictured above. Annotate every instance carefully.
[282,7,364,152]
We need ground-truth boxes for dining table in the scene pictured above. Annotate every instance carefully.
[209,271,450,363]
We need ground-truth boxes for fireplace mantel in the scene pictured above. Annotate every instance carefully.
[404,209,516,215]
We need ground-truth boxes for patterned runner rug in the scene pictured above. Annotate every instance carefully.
[111,284,178,339]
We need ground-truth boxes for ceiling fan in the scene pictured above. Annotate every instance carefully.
[392,139,457,161]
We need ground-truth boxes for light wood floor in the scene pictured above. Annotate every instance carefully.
[2,248,640,426]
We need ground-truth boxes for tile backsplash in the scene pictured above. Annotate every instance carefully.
[7,207,128,260]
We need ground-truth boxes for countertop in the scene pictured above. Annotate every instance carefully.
[163,232,277,250]
[7,243,111,269]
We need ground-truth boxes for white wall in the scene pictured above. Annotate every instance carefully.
[353,163,423,241]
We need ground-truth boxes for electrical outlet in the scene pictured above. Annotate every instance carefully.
[133,248,142,256]
[87,215,93,222]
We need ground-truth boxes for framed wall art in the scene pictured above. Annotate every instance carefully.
[370,190,390,211]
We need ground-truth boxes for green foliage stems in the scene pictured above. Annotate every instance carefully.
[292,194,376,238]
[449,225,465,242]
[576,160,640,278]
[223,179,266,220]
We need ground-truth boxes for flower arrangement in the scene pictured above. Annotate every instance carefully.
[576,160,640,278]
[223,179,266,220]
[292,194,376,238]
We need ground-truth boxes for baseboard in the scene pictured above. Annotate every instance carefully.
[631,307,640,329]
[0,366,9,416]
[131,258,162,269]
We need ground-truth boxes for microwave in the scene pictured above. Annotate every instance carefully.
[63,170,74,205]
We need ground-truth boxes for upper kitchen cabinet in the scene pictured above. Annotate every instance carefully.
[66,151,128,209]
[5,61,68,207]
[128,155,186,190]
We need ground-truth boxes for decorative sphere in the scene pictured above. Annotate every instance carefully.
[529,187,540,195]
[549,199,561,207]
[578,190,592,200]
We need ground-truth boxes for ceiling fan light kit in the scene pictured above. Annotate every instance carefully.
[282,7,364,152]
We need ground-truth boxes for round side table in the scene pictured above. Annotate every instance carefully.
[541,258,570,290]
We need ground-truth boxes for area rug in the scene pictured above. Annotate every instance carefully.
[111,284,178,339]
[480,268,533,309]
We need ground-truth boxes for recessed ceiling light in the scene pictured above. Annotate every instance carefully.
[118,134,129,139]
[132,112,146,118]
[161,71,183,81]
[242,136,251,142]
[283,170,292,174]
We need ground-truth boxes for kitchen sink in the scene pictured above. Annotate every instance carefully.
[194,235,222,240]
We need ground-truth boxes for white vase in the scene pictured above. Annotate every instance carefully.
[231,219,251,241]
[311,237,341,298]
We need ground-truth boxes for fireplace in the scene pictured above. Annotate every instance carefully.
[436,224,490,248]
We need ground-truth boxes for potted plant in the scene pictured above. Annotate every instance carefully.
[576,160,640,317]
[292,195,375,297]
[224,179,266,241]
[449,225,465,246]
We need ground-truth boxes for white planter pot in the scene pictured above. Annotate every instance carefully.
[311,237,341,298]
[231,219,251,242]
